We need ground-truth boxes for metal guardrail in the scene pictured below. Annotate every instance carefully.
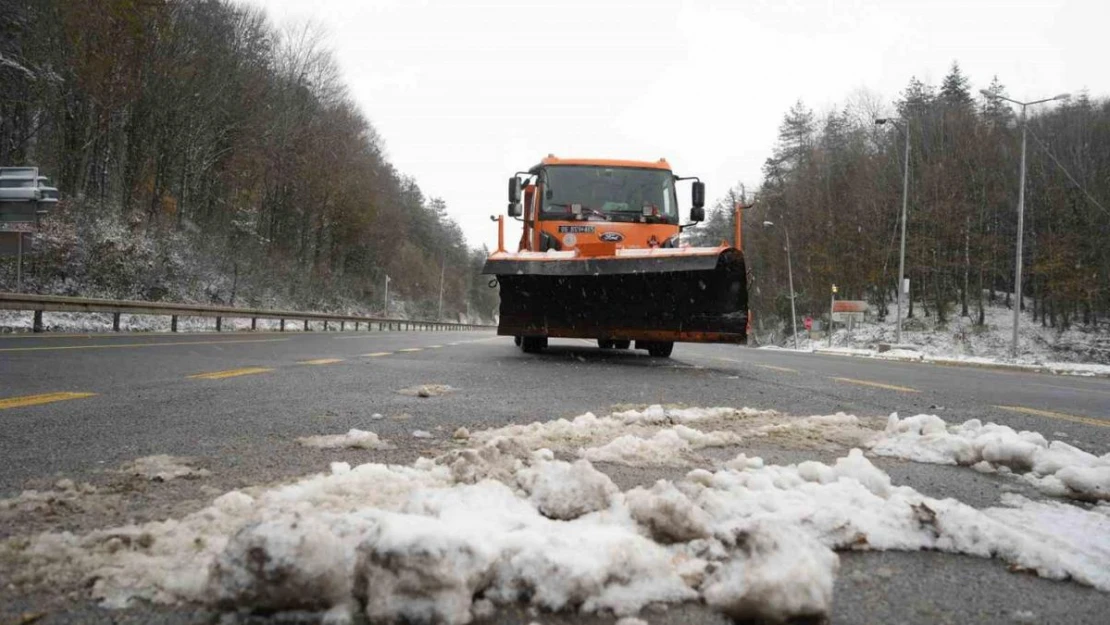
[0,292,495,333]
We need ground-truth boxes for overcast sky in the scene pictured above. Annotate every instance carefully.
[247,0,1107,250]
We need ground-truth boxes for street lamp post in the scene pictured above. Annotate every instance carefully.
[875,117,910,344]
[383,274,391,315]
[979,90,1069,358]
[762,220,798,350]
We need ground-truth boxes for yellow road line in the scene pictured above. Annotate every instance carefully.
[298,358,344,365]
[755,364,799,373]
[831,377,921,393]
[188,367,273,380]
[365,352,392,357]
[0,338,288,353]
[398,348,423,353]
[995,405,1107,428]
[0,392,97,410]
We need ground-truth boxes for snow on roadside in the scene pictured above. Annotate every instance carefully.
[811,346,1110,378]
[297,429,392,450]
[771,300,1110,376]
[5,407,1110,624]
[120,455,210,481]
[872,413,1110,501]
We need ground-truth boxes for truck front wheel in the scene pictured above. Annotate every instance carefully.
[521,336,548,353]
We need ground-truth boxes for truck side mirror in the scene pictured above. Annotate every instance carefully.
[508,202,522,218]
[692,181,705,209]
[508,176,522,203]
[690,206,705,222]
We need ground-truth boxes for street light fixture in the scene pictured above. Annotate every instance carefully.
[874,117,911,344]
[762,220,798,350]
[979,90,1070,358]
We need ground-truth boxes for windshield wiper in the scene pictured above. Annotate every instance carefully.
[547,203,611,221]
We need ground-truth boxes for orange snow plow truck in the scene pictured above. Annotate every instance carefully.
[482,155,747,358]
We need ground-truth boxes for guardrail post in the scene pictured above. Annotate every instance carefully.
[355,321,359,331]
[304,320,309,331]
[340,320,345,331]
[216,316,222,332]
[33,310,43,333]
[171,315,178,332]
[251,318,257,331]
[112,312,121,332]
[280,319,285,332]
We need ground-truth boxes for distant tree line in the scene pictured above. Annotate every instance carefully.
[698,63,1109,336]
[0,0,497,319]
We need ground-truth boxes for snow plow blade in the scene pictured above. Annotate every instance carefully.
[483,247,748,344]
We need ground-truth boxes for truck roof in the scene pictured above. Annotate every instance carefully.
[537,155,672,171]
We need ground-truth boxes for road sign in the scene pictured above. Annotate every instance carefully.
[832,311,865,323]
[832,300,868,313]
[804,316,813,330]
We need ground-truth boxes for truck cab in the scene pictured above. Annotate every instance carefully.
[512,156,704,256]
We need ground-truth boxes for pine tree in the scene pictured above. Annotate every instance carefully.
[940,61,973,109]
[980,75,1013,128]
[896,77,935,120]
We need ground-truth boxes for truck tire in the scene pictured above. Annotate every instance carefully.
[514,335,522,346]
[647,341,674,358]
[522,336,548,353]
[614,340,631,349]
[598,339,615,349]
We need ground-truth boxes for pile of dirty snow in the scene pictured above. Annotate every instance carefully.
[5,406,1110,624]
[297,429,393,450]
[872,413,1110,501]
[120,455,210,481]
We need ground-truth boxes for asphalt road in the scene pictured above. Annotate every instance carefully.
[1,329,1109,624]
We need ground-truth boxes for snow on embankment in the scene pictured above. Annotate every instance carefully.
[873,413,1110,501]
[3,406,1109,624]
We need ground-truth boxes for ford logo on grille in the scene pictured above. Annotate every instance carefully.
[599,232,624,242]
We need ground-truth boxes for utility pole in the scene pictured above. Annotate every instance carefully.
[785,225,798,351]
[383,274,390,315]
[979,90,1069,358]
[437,256,446,321]
[761,220,798,350]
[829,284,837,347]
[15,234,23,292]
[875,118,910,344]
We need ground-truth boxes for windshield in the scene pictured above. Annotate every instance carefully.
[541,165,677,223]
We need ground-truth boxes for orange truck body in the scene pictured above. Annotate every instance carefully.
[483,156,748,356]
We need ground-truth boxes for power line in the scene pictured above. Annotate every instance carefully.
[1025,125,1110,217]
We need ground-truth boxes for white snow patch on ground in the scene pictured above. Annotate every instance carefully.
[0,481,100,514]
[872,413,1110,501]
[7,408,1109,624]
[120,455,210,481]
[768,300,1110,376]
[297,429,392,450]
[581,426,740,467]
[471,405,789,464]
